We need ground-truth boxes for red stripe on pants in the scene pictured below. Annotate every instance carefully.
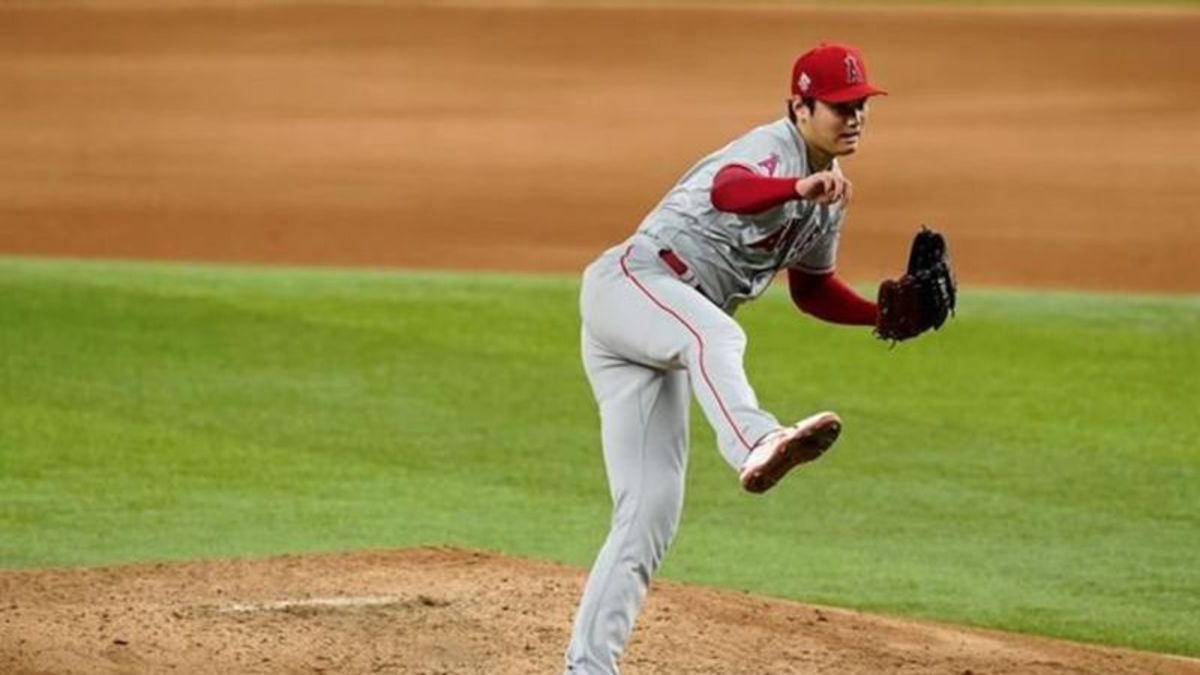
[619,246,754,452]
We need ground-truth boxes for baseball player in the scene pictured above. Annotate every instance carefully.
[563,42,954,674]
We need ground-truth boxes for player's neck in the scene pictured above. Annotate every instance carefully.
[806,146,834,172]
[794,123,835,172]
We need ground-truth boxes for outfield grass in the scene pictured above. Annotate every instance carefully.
[0,257,1196,656]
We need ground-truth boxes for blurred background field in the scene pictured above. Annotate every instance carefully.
[5,1,1200,8]
[1,2,1198,291]
[1,258,1196,655]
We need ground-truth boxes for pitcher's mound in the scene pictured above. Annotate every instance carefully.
[1,546,1195,674]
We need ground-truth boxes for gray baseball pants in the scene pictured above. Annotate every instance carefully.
[564,235,781,674]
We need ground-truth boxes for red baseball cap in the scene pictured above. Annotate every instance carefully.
[791,42,887,103]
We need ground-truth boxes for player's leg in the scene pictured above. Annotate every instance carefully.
[589,240,781,470]
[626,263,842,491]
[565,329,690,674]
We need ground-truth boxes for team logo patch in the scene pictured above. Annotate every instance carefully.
[844,55,863,84]
[797,72,812,93]
[757,153,780,176]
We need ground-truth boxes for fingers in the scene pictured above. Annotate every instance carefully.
[826,175,844,205]
[802,173,836,201]
[803,171,852,206]
[830,174,851,206]
[820,174,839,203]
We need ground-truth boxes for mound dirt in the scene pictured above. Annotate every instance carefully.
[1,547,1197,674]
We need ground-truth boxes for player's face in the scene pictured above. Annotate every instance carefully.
[799,97,869,158]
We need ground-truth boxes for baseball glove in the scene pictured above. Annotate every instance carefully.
[875,226,957,342]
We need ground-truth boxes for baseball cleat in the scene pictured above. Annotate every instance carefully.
[739,412,842,494]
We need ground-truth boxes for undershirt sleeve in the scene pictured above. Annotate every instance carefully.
[710,164,798,214]
[787,269,878,326]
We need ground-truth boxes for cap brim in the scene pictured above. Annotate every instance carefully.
[818,84,887,104]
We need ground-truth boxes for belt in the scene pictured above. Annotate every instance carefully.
[658,249,691,279]
[657,248,711,301]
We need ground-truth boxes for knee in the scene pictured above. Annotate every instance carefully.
[717,322,748,352]
[619,488,684,566]
[683,320,746,364]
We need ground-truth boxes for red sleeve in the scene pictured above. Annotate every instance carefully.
[788,269,878,326]
[711,164,799,214]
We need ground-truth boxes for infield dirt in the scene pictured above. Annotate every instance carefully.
[2,2,1199,674]
[3,547,1199,675]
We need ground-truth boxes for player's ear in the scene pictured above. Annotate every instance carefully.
[789,96,806,123]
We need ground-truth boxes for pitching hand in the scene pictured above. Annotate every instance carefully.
[795,171,852,206]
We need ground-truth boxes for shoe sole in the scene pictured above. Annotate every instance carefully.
[741,413,841,494]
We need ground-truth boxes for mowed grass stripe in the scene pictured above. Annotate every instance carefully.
[0,256,1196,656]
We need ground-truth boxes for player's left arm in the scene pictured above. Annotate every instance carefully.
[788,269,878,326]
[787,215,876,327]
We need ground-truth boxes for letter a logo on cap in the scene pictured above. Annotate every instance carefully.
[844,54,863,84]
[790,42,887,102]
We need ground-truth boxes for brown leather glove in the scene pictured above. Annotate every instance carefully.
[875,227,957,342]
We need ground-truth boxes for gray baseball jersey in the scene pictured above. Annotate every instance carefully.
[566,117,845,674]
[637,117,845,313]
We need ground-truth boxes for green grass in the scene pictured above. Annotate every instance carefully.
[1,257,1197,657]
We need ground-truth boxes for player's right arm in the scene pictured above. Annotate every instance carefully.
[795,170,852,206]
[711,165,850,214]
